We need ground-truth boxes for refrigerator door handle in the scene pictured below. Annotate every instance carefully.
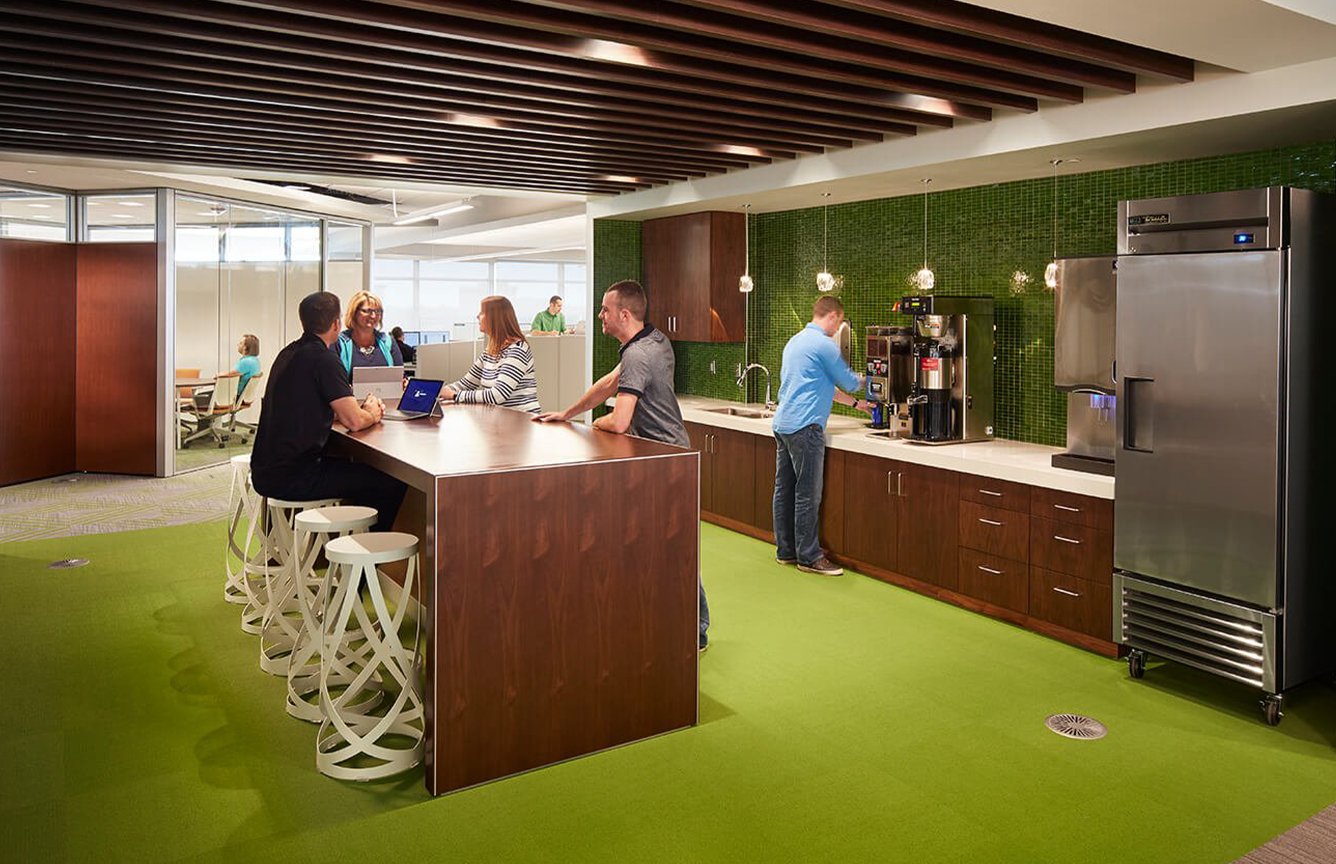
[1123,377,1155,452]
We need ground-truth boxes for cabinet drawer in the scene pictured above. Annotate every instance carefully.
[958,500,1029,562]
[1030,517,1112,585]
[959,476,1030,514]
[1030,486,1112,529]
[1029,567,1111,640]
[957,548,1028,614]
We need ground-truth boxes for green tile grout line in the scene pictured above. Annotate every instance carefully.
[594,138,1336,445]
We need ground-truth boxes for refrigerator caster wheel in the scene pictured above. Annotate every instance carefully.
[1261,696,1283,727]
[1128,649,1146,679]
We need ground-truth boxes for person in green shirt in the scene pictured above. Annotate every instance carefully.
[530,295,566,334]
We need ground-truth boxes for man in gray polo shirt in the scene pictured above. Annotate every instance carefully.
[536,279,708,650]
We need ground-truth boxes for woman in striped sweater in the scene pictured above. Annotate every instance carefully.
[442,295,542,414]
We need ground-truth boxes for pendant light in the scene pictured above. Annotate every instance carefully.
[738,203,754,293]
[1044,158,1079,291]
[913,178,934,292]
[816,192,836,292]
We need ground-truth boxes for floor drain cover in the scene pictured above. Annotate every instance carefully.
[1045,713,1107,740]
[48,558,90,569]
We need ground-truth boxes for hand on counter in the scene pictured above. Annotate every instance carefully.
[534,410,571,423]
[440,386,457,402]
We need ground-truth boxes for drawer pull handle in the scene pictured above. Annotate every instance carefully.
[978,518,1003,526]
[1053,587,1082,598]
[979,489,1003,497]
[1054,534,1081,545]
[977,565,1003,575]
[1054,503,1081,512]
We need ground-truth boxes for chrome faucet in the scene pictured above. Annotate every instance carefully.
[737,363,773,410]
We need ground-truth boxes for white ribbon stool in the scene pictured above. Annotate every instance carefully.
[258,496,340,675]
[318,532,424,781]
[224,454,258,606]
[286,506,379,723]
[238,477,271,636]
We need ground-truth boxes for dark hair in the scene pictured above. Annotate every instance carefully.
[605,280,647,321]
[299,291,341,335]
[549,295,562,305]
[390,326,404,339]
[239,333,260,356]
[813,295,845,318]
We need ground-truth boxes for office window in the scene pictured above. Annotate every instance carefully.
[225,226,285,262]
[176,226,222,263]
[0,185,69,241]
[289,224,321,261]
[83,192,157,242]
[327,221,364,261]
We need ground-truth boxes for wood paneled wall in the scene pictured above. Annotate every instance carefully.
[76,243,158,475]
[0,238,77,486]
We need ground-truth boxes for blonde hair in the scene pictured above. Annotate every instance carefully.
[343,290,384,330]
[239,333,259,356]
[480,295,527,356]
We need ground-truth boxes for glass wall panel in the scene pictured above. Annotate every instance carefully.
[326,221,366,311]
[173,194,326,474]
[0,185,69,241]
[84,192,156,242]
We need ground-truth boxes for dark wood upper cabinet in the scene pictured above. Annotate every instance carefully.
[643,211,745,342]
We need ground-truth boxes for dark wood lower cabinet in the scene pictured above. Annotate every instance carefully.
[1029,567,1112,641]
[711,427,755,526]
[841,451,898,572]
[896,463,959,590]
[684,422,713,513]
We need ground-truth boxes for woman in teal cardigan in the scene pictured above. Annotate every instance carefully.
[333,290,403,376]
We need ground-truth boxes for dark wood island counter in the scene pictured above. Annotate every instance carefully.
[330,404,700,795]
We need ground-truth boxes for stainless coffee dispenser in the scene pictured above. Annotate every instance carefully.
[864,325,913,432]
[897,295,994,444]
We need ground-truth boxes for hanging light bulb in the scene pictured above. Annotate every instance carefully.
[913,178,934,292]
[739,204,754,293]
[1044,158,1078,291]
[816,192,835,292]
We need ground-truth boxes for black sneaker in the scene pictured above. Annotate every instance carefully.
[776,556,797,566]
[798,556,843,576]
[698,641,709,655]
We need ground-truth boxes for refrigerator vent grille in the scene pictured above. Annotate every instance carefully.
[1120,586,1267,689]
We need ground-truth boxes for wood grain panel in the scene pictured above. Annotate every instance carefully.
[0,238,76,486]
[957,547,1028,614]
[841,451,896,572]
[958,473,1030,514]
[819,448,845,557]
[1029,516,1113,585]
[433,452,698,794]
[896,463,958,589]
[708,211,745,342]
[958,499,1029,561]
[1030,485,1113,529]
[76,242,158,474]
[710,426,754,525]
[753,431,776,532]
[1029,566,1112,640]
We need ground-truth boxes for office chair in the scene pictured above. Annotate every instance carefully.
[176,367,201,447]
[223,373,265,443]
[181,373,241,448]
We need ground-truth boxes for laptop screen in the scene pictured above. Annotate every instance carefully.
[398,378,443,413]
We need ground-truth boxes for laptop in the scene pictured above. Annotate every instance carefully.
[384,378,444,421]
[352,365,405,401]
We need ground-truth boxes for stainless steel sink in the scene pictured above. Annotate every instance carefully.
[704,406,774,419]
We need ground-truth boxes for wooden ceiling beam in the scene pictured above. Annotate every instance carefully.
[45,0,1015,113]
[0,96,710,184]
[819,0,1194,80]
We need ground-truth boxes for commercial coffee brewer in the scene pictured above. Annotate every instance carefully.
[864,325,913,433]
[897,295,995,444]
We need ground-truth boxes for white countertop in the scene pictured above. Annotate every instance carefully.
[676,395,1114,499]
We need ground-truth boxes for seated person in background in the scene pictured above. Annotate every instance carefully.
[443,295,541,414]
[234,333,261,397]
[251,292,404,532]
[389,326,416,364]
[333,290,403,376]
[530,295,566,334]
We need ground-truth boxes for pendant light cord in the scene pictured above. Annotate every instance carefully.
[921,178,931,270]
[1051,158,1061,261]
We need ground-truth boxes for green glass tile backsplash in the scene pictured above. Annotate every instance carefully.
[594,138,1336,445]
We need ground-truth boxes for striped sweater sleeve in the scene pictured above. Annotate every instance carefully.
[453,343,539,411]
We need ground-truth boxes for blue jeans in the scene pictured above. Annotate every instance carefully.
[699,583,710,648]
[773,424,826,566]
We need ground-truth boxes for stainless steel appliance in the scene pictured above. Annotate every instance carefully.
[1113,186,1336,725]
[1052,256,1117,476]
[897,295,994,445]
[864,325,912,432]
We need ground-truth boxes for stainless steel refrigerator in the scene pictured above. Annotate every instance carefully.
[1112,186,1336,725]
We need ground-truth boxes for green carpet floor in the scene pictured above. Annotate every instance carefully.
[3,520,1336,864]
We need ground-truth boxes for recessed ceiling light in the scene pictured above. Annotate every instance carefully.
[367,154,412,165]
[34,214,52,220]
[25,170,37,175]
[111,214,133,219]
[445,112,502,129]
[718,144,766,158]
[391,201,474,226]
[121,201,145,207]
[600,175,641,184]
[580,38,649,66]
[29,203,52,209]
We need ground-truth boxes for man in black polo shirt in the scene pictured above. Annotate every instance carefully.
[250,292,404,531]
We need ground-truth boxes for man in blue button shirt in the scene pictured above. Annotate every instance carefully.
[771,296,870,576]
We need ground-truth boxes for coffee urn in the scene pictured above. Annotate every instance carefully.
[864,325,912,431]
[898,295,995,445]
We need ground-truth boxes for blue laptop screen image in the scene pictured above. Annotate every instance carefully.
[397,379,444,414]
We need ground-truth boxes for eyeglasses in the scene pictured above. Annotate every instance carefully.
[357,307,383,317]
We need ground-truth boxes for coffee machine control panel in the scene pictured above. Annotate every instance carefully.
[899,295,935,314]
